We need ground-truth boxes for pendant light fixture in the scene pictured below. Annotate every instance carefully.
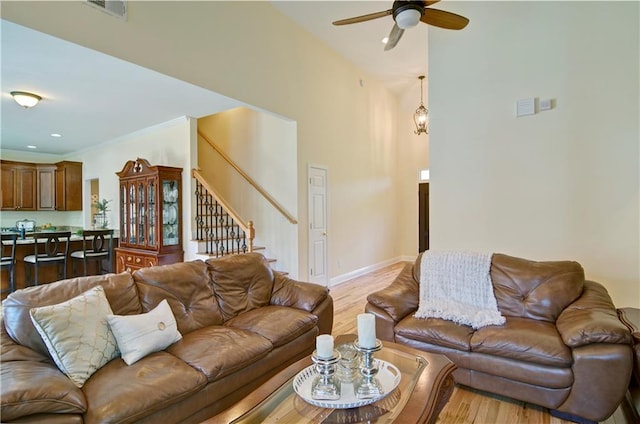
[11,91,42,108]
[413,76,428,135]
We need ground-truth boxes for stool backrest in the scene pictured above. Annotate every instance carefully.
[1,232,18,263]
[31,231,71,260]
[80,229,114,254]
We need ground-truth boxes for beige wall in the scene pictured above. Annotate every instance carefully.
[429,2,639,308]
[198,108,298,275]
[3,1,412,282]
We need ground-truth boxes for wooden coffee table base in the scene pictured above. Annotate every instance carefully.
[207,335,456,424]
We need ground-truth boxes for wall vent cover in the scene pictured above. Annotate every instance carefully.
[86,0,127,19]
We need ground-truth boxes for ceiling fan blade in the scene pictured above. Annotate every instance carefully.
[384,23,404,51]
[421,8,470,30]
[421,1,441,6]
[333,9,392,26]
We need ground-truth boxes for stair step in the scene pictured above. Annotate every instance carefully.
[196,246,264,255]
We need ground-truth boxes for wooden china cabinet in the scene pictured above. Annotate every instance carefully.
[115,158,183,273]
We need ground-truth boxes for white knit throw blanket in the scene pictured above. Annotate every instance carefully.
[414,251,505,329]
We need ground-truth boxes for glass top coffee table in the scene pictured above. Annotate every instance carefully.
[209,335,456,424]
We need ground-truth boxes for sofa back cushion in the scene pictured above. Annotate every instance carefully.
[133,260,223,334]
[490,253,584,322]
[206,253,274,322]
[2,272,139,357]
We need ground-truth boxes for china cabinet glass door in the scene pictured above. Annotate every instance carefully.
[148,179,156,247]
[162,179,179,246]
[129,183,137,244]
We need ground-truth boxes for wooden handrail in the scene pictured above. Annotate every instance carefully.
[192,169,254,252]
[197,130,298,225]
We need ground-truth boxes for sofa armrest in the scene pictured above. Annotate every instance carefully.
[1,360,87,421]
[271,272,329,313]
[366,263,419,322]
[556,281,632,348]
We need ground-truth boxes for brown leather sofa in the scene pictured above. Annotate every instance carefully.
[365,253,632,423]
[1,253,333,423]
[617,307,640,422]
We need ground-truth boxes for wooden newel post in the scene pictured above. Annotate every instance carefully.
[247,220,255,253]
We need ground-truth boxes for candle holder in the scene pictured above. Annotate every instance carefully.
[336,343,360,383]
[311,350,341,400]
[353,338,384,399]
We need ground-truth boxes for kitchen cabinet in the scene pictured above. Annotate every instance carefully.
[115,158,183,273]
[1,160,82,211]
[55,161,82,211]
[37,164,57,211]
[1,161,36,211]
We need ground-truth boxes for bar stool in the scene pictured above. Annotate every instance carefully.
[1,232,19,294]
[24,231,71,286]
[70,229,114,276]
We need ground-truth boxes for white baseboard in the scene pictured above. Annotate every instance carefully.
[329,255,417,288]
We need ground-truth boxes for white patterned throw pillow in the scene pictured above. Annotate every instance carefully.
[107,299,182,365]
[29,285,120,387]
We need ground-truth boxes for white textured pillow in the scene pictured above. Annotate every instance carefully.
[107,299,182,365]
[29,285,120,387]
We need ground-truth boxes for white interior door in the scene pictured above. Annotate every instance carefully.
[308,165,328,286]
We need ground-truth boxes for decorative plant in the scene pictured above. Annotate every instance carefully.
[93,198,111,213]
[92,198,111,228]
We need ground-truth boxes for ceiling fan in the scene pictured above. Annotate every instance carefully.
[332,1,469,51]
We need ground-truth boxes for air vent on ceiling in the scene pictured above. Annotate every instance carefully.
[86,0,127,20]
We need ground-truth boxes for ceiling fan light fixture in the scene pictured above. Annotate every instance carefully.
[395,8,422,29]
[10,91,42,108]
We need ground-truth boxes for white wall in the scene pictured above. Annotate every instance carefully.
[3,2,406,281]
[429,2,639,308]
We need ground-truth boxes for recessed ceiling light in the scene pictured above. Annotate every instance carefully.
[382,37,389,44]
[50,133,62,138]
[27,145,37,149]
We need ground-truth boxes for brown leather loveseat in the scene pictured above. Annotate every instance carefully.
[1,253,333,423]
[365,253,632,423]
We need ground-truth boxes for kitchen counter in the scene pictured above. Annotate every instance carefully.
[1,234,119,296]
[3,232,119,245]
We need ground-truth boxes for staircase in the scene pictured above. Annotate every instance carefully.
[192,129,298,272]
[192,171,255,259]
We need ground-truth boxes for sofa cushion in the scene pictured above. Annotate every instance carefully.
[29,286,120,387]
[166,326,272,381]
[134,260,224,334]
[81,351,207,424]
[490,254,584,322]
[0,360,87,421]
[2,272,139,357]
[207,253,274,321]
[107,299,183,365]
[395,315,474,352]
[225,305,318,347]
[470,317,572,367]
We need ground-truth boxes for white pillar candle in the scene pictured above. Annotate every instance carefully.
[316,334,334,359]
[357,313,377,348]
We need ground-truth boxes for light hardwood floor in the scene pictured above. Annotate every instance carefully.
[329,261,634,424]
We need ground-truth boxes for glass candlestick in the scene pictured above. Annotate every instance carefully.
[336,343,359,383]
[354,338,384,399]
[311,350,341,400]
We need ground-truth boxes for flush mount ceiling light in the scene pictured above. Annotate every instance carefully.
[10,91,42,108]
[414,75,428,135]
